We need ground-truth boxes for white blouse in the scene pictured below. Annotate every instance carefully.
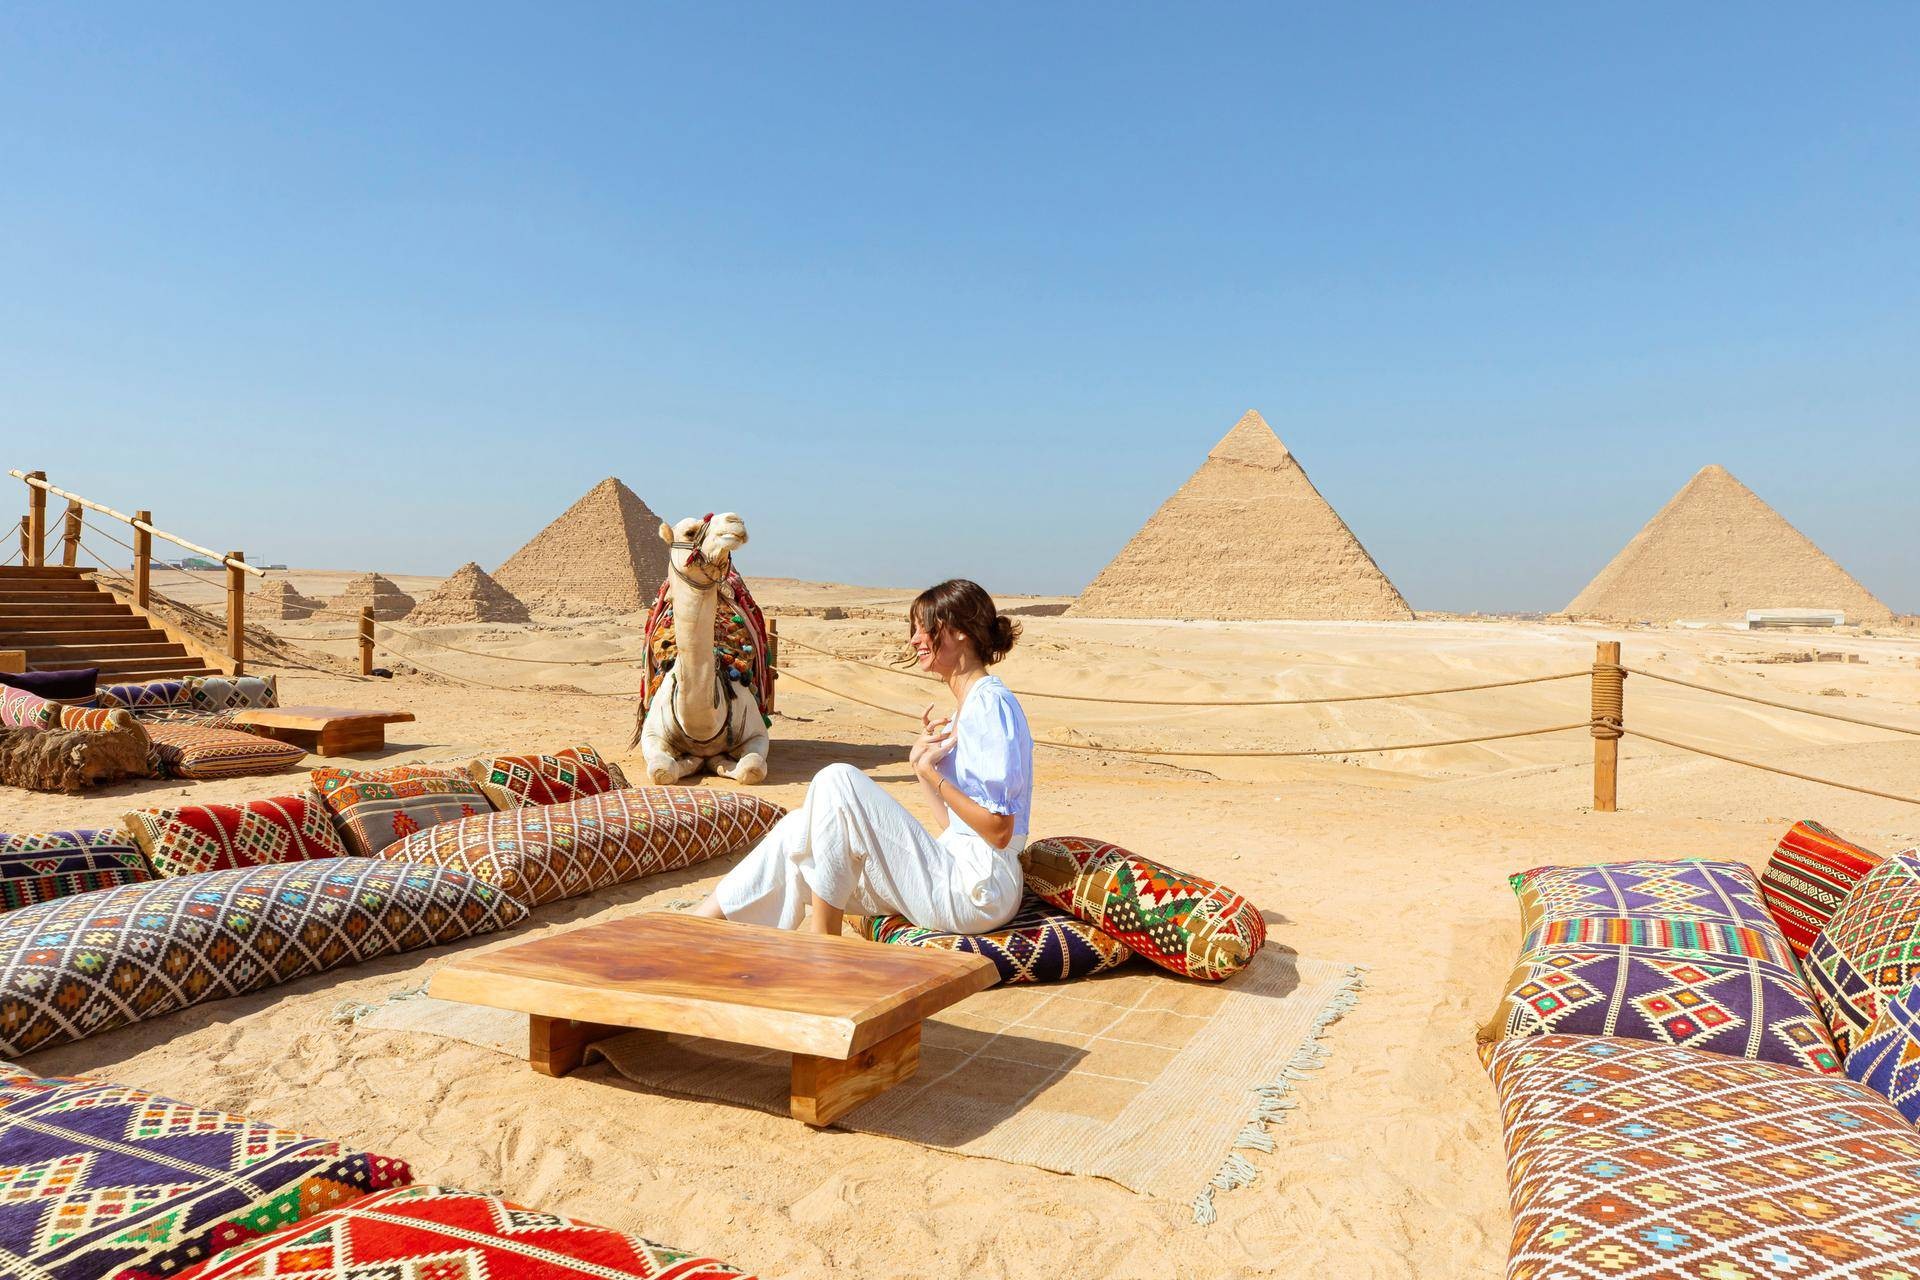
[937,675,1034,846]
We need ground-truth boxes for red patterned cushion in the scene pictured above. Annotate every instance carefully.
[147,721,307,780]
[380,786,786,906]
[1760,819,1883,958]
[1022,836,1265,980]
[467,743,630,809]
[310,764,496,858]
[122,790,351,877]
[178,1184,752,1278]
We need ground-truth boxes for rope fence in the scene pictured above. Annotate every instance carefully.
[1620,664,1920,738]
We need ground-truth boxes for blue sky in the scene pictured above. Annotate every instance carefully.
[3,5,1915,611]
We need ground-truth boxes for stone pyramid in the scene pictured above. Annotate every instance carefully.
[405,561,532,625]
[253,578,324,620]
[1071,410,1413,620]
[319,573,416,621]
[1566,464,1893,623]
[493,477,670,616]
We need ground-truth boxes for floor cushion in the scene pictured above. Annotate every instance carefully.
[1485,1034,1920,1280]
[1807,848,1920,1059]
[177,1184,752,1279]
[0,858,528,1057]
[0,685,120,732]
[311,763,497,858]
[467,742,630,809]
[0,828,153,911]
[1479,860,1840,1073]
[0,666,97,699]
[1760,819,1883,958]
[1848,978,1920,1124]
[379,786,786,907]
[121,790,351,877]
[183,673,279,715]
[0,1068,412,1280]
[1022,835,1264,980]
[866,892,1135,984]
[146,720,308,779]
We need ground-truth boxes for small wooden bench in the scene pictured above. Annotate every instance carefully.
[230,705,415,755]
[430,912,997,1126]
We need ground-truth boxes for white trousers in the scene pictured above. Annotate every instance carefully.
[714,763,1024,933]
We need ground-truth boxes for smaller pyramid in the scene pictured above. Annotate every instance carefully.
[494,477,670,616]
[405,562,532,625]
[1071,410,1413,620]
[319,573,416,621]
[1567,465,1893,623]
[254,579,324,620]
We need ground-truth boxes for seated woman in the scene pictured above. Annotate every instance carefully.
[693,579,1031,935]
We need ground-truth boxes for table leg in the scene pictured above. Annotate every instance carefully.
[530,1014,623,1077]
[317,722,386,754]
[790,1022,921,1126]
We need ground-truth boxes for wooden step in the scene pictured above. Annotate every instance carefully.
[0,613,151,633]
[0,566,93,579]
[0,601,133,619]
[9,628,171,648]
[24,641,187,662]
[46,656,217,677]
[0,591,116,606]
[0,577,111,594]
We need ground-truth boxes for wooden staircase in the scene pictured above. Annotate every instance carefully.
[0,566,219,680]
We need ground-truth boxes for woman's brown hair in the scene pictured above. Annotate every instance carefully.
[907,579,1020,665]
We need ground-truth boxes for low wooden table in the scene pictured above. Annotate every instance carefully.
[429,912,997,1125]
[230,705,415,755]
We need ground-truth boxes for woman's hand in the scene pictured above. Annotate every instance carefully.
[909,704,956,782]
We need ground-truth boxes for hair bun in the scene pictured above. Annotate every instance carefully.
[990,614,1020,662]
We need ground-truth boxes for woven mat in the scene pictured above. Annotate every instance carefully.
[347,948,1362,1222]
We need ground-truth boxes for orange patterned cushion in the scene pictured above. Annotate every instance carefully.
[466,743,629,809]
[310,764,495,858]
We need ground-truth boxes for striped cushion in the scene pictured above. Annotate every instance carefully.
[1760,819,1882,958]
[146,721,307,779]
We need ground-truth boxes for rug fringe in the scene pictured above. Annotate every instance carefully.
[330,980,432,1026]
[1191,962,1366,1226]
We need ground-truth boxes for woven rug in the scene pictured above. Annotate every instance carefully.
[343,948,1362,1223]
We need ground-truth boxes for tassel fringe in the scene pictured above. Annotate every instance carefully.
[1191,963,1366,1226]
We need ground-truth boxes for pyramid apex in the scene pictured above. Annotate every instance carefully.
[1209,409,1294,468]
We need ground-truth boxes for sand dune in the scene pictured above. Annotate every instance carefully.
[9,581,1920,1278]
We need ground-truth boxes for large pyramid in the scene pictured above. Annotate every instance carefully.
[406,562,532,625]
[1071,410,1413,620]
[1566,465,1893,624]
[493,477,670,616]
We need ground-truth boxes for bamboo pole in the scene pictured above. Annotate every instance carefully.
[227,550,246,676]
[132,510,152,609]
[25,471,46,568]
[359,607,375,676]
[60,500,82,568]
[5,470,263,576]
[1592,640,1624,812]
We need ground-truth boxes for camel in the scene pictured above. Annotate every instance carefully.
[636,512,771,785]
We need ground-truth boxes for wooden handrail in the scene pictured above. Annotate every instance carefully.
[7,470,265,576]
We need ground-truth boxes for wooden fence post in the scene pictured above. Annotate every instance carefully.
[359,607,375,676]
[25,472,46,568]
[60,500,82,568]
[1592,640,1624,812]
[132,511,152,609]
[226,551,246,676]
[14,517,25,564]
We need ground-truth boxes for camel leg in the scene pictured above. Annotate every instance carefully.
[718,698,770,785]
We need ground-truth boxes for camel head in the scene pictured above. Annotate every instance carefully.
[658,512,748,588]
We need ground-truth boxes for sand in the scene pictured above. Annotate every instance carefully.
[10,589,1920,1279]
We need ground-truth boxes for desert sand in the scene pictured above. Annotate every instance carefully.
[10,575,1920,1279]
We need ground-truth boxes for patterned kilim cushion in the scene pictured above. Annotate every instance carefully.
[0,859,527,1056]
[311,764,497,858]
[98,679,192,712]
[184,673,280,714]
[466,743,631,810]
[1022,836,1264,980]
[0,829,152,911]
[1481,859,1839,1072]
[380,786,786,907]
[0,1069,412,1280]
[121,790,351,878]
[180,1184,751,1279]
[865,893,1135,984]
[1486,1034,1920,1280]
[1848,979,1920,1124]
[1806,849,1920,1059]
[1760,819,1883,959]
[146,721,307,780]
[0,685,58,730]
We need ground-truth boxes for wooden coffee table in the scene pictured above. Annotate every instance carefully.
[230,705,415,755]
[429,912,997,1125]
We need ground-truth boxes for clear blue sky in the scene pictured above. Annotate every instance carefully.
[4,6,1915,611]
